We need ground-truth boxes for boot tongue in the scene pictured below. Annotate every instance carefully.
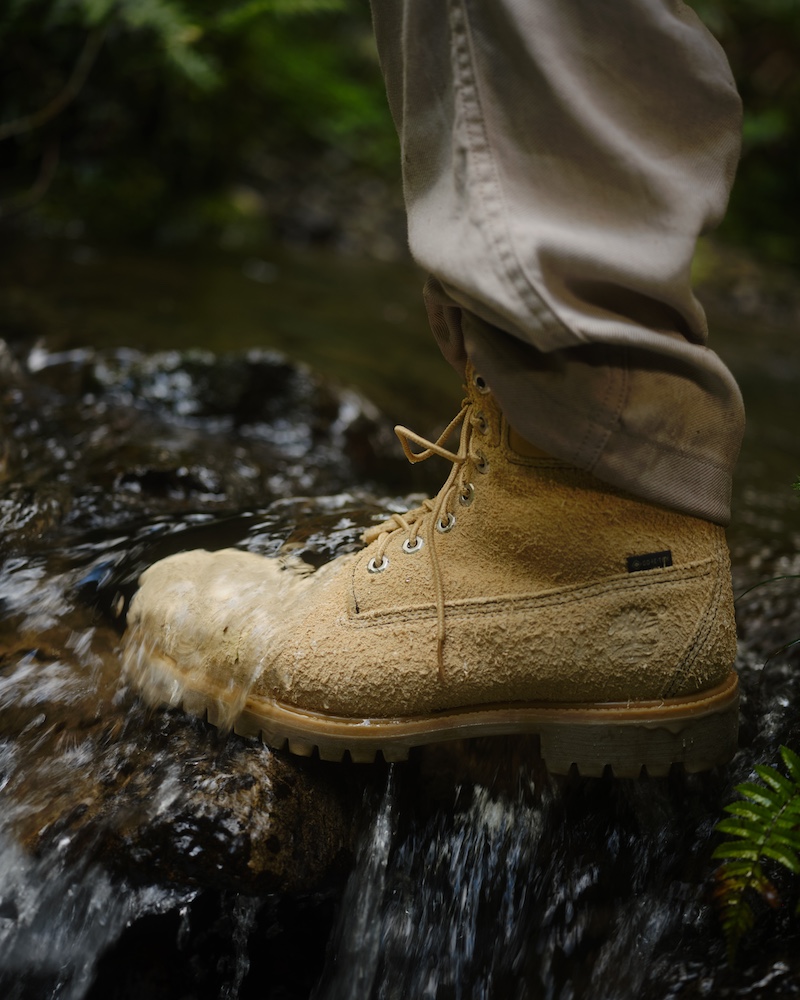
[464,362,557,461]
[506,426,553,460]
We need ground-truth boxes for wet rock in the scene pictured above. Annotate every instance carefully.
[0,506,387,899]
[0,481,71,546]
[0,620,377,895]
[0,342,401,540]
[0,344,403,899]
[22,716,368,895]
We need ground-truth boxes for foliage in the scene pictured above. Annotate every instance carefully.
[1,0,799,259]
[1,0,349,90]
[688,0,800,264]
[0,0,395,242]
[713,745,800,960]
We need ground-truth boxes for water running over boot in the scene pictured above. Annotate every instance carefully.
[122,366,739,776]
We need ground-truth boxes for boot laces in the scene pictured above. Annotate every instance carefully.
[362,396,487,677]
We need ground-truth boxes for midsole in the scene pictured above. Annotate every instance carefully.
[234,671,739,743]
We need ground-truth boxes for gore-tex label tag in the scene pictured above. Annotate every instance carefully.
[627,550,673,573]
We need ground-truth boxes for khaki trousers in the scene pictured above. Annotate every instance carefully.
[370,0,745,525]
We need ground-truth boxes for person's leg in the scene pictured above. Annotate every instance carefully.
[121,0,744,775]
[372,0,745,524]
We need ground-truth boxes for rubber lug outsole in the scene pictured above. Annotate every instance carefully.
[134,646,739,778]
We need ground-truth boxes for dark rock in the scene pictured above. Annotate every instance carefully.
[0,608,376,896]
[0,344,399,898]
[0,343,401,540]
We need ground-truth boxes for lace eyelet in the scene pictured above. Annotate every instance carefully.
[402,536,424,554]
[458,482,475,506]
[473,373,491,395]
[475,411,489,434]
[436,513,456,533]
[475,452,490,474]
[367,556,389,573]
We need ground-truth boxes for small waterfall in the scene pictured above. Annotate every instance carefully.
[0,832,193,1000]
[316,763,552,1000]
[309,754,765,1000]
[219,896,263,1000]
[316,769,398,1000]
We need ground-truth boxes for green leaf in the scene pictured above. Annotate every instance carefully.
[81,0,116,26]
[713,744,800,959]
[717,859,757,879]
[781,746,800,784]
[761,845,800,873]
[111,0,221,89]
[716,818,774,842]
[754,765,795,798]
[742,108,789,151]
[769,831,800,851]
[735,781,782,809]
[779,808,800,826]
[712,843,762,862]
[215,0,346,31]
[724,800,779,824]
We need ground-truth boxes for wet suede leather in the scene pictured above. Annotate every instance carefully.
[125,373,737,721]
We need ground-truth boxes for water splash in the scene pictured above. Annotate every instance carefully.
[309,753,799,1000]
[219,896,263,1000]
[121,546,349,732]
[317,770,397,1000]
[317,767,551,1000]
[0,831,193,1000]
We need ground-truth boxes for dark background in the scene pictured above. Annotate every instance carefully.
[1,0,799,265]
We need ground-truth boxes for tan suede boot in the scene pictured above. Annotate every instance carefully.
[122,367,739,776]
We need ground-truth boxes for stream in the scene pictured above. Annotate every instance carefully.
[1,237,799,999]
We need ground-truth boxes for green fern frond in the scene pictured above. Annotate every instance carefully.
[215,0,347,31]
[713,745,800,960]
[713,861,770,958]
[782,746,800,782]
[734,574,800,603]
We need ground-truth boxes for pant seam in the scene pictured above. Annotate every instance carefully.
[449,0,572,341]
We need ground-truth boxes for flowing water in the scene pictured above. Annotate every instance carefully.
[1,238,799,999]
